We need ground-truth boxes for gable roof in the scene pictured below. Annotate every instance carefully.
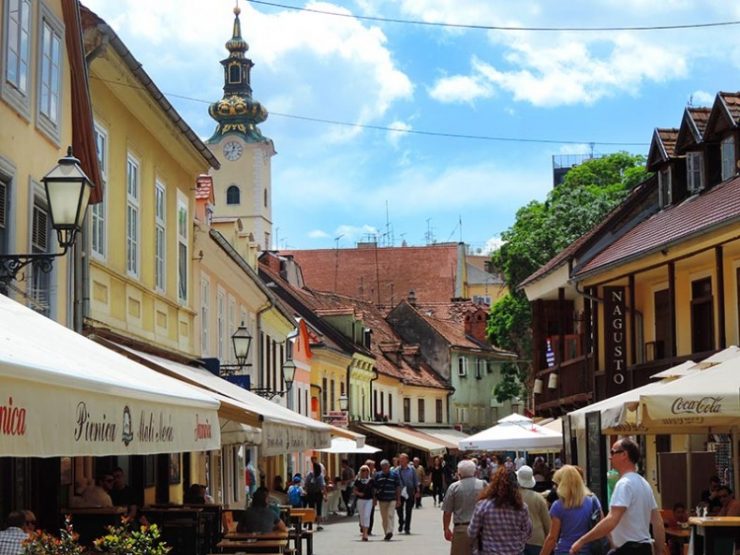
[675,107,711,154]
[308,292,451,390]
[575,175,740,278]
[281,244,460,306]
[704,92,740,140]
[646,128,679,171]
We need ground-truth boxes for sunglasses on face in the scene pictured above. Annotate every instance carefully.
[610,449,625,456]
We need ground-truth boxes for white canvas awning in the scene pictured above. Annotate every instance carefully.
[116,346,331,456]
[357,423,447,456]
[317,437,380,454]
[220,419,262,446]
[458,414,562,452]
[0,295,221,457]
[639,356,740,432]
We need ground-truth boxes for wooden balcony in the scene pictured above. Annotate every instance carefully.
[534,353,592,415]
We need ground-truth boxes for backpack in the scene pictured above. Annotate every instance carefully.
[305,472,322,494]
[288,485,303,507]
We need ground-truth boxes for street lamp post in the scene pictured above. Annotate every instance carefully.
[0,147,93,289]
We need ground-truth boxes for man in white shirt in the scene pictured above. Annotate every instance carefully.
[570,437,665,555]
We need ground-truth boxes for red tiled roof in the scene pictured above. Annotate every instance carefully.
[282,244,460,305]
[519,175,657,288]
[308,291,451,390]
[646,128,679,171]
[575,176,740,277]
[720,92,740,123]
[676,107,711,154]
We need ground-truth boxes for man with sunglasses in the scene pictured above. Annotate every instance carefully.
[570,437,664,555]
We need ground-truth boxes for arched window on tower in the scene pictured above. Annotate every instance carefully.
[227,185,240,205]
[229,64,241,84]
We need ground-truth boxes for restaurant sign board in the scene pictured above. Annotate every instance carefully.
[1,375,221,457]
[604,285,628,397]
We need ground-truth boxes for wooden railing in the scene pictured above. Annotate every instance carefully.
[534,354,592,412]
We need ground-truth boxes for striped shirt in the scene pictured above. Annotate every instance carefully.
[468,498,532,555]
[0,527,27,555]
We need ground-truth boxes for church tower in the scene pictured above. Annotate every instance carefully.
[207,5,275,254]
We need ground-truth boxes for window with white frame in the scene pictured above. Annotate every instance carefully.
[658,167,671,208]
[177,198,188,302]
[722,136,735,181]
[126,155,139,276]
[154,181,166,291]
[200,278,210,354]
[686,151,704,194]
[91,123,107,258]
[37,8,63,140]
[457,356,467,377]
[228,297,236,359]
[0,173,11,254]
[217,291,225,359]
[3,0,32,115]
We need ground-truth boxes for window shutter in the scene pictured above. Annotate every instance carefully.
[32,205,48,251]
[0,182,6,229]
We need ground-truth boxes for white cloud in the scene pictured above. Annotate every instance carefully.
[84,0,413,143]
[483,235,506,254]
[397,1,735,107]
[308,229,330,239]
[387,120,412,147]
[690,90,715,107]
[428,73,494,104]
[334,224,380,244]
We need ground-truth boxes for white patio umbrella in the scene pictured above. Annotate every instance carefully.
[458,413,562,452]
[317,437,381,454]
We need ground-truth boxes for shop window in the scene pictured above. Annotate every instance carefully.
[691,277,714,353]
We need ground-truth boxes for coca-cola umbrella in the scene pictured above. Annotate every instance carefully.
[638,356,740,432]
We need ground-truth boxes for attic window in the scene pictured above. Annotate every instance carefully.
[363,328,372,349]
[686,151,704,194]
[721,136,735,181]
[658,168,671,208]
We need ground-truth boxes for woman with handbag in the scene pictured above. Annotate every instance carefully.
[539,465,609,555]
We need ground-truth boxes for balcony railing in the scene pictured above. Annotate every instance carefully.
[534,354,592,413]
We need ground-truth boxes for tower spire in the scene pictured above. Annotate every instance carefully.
[207,4,269,143]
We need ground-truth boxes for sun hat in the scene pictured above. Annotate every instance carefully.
[516,465,536,489]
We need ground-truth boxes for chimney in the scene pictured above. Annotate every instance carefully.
[407,290,417,307]
[194,175,214,225]
[464,309,489,342]
[259,251,282,274]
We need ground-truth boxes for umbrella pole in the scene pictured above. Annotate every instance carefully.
[686,437,692,512]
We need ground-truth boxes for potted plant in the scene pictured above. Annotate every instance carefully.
[93,518,170,555]
[22,516,85,555]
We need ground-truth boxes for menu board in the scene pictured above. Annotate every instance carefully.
[585,411,607,504]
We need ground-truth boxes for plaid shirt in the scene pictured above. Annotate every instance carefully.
[468,499,532,555]
[0,527,27,555]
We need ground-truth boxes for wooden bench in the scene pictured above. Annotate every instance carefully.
[214,538,288,553]
[287,508,316,555]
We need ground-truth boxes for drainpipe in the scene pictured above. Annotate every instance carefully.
[368,367,378,422]
[446,387,455,427]
[256,297,273,389]
[345,361,353,420]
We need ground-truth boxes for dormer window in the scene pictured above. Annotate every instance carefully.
[721,136,735,181]
[687,151,704,194]
[658,168,672,208]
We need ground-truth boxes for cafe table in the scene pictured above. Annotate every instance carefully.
[215,537,288,553]
[688,516,740,555]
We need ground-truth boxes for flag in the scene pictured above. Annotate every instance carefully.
[546,338,555,368]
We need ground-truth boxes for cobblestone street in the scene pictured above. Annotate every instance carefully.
[315,501,449,555]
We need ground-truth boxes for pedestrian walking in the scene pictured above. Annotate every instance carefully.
[569,438,665,555]
[304,462,327,531]
[467,466,531,555]
[373,459,401,541]
[353,465,375,541]
[340,459,356,516]
[441,459,486,555]
[396,453,421,534]
[516,465,551,555]
[540,465,604,555]
[430,456,446,507]
[413,457,426,508]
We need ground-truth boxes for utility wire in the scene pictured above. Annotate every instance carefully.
[246,0,740,33]
[91,75,649,146]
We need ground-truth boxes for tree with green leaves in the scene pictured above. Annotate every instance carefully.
[488,152,648,403]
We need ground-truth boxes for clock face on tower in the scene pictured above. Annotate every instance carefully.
[223,141,243,161]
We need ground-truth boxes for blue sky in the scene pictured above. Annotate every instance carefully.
[84,0,740,253]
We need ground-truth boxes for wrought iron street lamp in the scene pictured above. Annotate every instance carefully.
[252,358,296,400]
[231,321,253,369]
[338,394,349,412]
[0,147,93,288]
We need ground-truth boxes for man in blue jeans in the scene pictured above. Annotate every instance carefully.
[396,453,420,534]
